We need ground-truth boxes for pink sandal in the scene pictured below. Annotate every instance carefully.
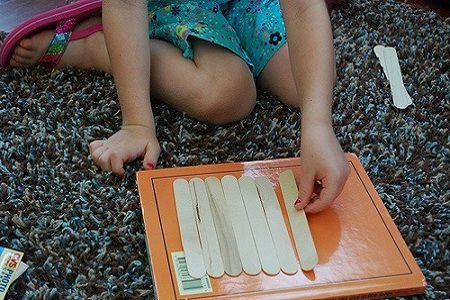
[0,0,102,69]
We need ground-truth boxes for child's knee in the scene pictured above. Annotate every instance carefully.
[194,74,256,124]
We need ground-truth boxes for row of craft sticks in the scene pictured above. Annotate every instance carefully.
[174,172,318,279]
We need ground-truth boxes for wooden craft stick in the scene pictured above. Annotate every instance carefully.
[255,177,299,275]
[190,178,225,278]
[374,45,413,109]
[239,176,280,275]
[279,170,318,271]
[383,47,413,109]
[188,180,210,275]
[205,177,242,277]
[221,175,261,275]
[173,179,206,279]
[374,45,389,78]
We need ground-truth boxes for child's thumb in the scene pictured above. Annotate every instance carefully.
[143,143,159,170]
[295,174,315,210]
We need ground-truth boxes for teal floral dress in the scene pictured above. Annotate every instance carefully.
[147,0,286,77]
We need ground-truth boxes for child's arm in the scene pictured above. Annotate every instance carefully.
[280,0,350,212]
[89,0,160,177]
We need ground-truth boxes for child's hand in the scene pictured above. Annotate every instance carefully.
[294,123,349,213]
[89,125,160,177]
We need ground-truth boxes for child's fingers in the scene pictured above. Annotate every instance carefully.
[143,161,155,169]
[90,145,105,165]
[294,172,315,210]
[89,140,104,153]
[143,142,159,170]
[110,152,125,177]
[304,180,342,213]
[313,181,323,195]
[94,148,112,172]
[304,196,331,213]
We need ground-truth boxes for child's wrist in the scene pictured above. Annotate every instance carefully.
[122,115,156,129]
[301,115,332,129]
[300,100,332,124]
[122,122,157,134]
[120,104,155,129]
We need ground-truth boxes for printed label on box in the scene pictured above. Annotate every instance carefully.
[172,252,212,296]
[0,246,24,300]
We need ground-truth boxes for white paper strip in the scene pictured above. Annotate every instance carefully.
[239,176,280,275]
[279,170,318,271]
[190,178,225,278]
[374,45,413,109]
[12,262,29,282]
[221,175,261,275]
[255,177,299,275]
[173,179,206,279]
[205,177,242,276]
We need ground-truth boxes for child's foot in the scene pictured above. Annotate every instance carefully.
[10,16,103,69]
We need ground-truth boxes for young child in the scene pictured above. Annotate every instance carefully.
[5,0,349,213]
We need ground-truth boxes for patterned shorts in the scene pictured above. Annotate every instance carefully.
[148,0,287,77]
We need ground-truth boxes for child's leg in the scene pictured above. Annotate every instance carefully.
[256,43,336,108]
[223,0,337,107]
[9,19,256,125]
[256,43,299,108]
[148,38,256,124]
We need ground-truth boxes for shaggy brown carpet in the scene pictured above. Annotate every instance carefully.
[1,0,448,299]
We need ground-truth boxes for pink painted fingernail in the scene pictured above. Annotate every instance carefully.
[294,198,301,206]
[146,162,155,169]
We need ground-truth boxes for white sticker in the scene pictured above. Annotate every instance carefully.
[172,252,213,296]
[0,246,24,300]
